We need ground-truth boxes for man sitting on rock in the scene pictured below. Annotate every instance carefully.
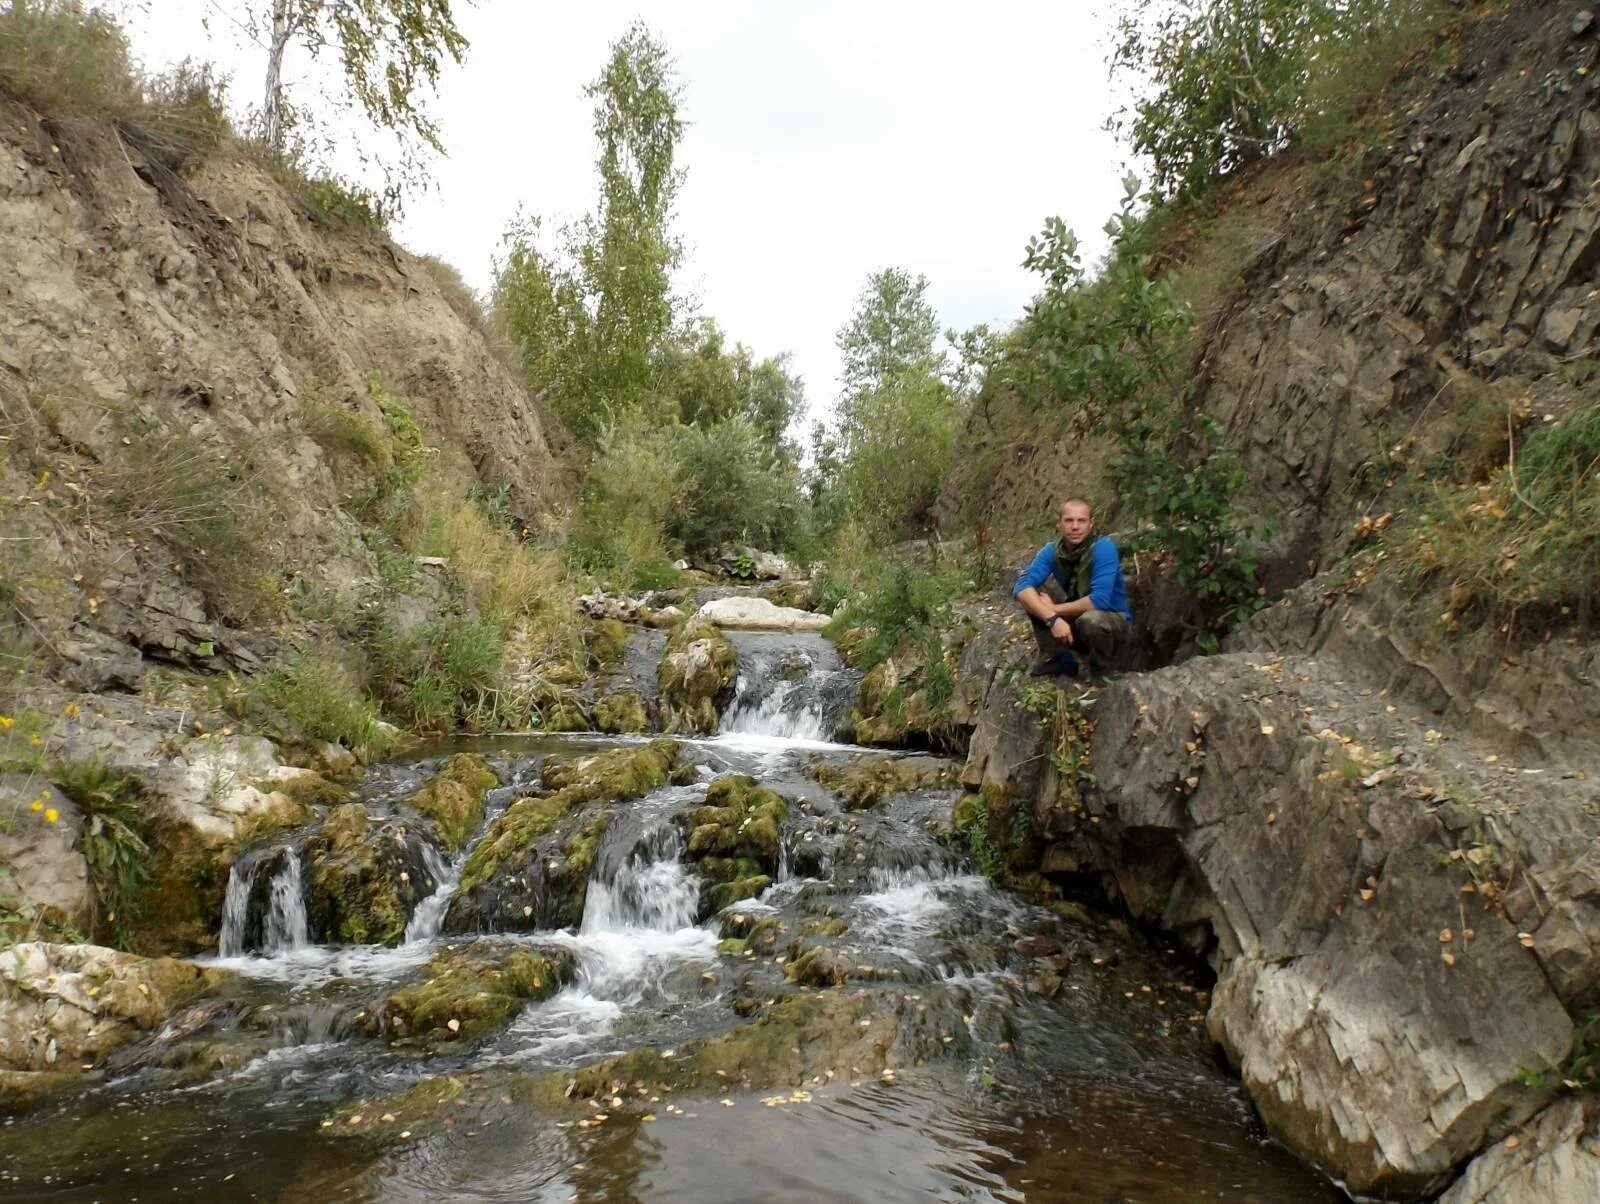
[1013,497,1132,679]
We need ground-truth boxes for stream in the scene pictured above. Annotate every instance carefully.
[0,632,1343,1202]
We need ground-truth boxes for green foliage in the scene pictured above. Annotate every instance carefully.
[493,22,683,441]
[821,544,966,674]
[355,375,426,529]
[1402,391,1600,629]
[371,611,505,732]
[251,649,392,754]
[1018,181,1264,632]
[816,268,963,541]
[301,174,389,228]
[255,0,467,156]
[566,415,678,584]
[667,416,801,559]
[0,0,140,118]
[1113,0,1452,200]
[50,761,151,942]
[654,319,804,458]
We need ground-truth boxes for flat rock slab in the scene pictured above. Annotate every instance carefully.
[1440,1099,1600,1203]
[694,596,829,632]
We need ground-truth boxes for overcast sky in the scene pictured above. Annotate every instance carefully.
[119,1,1135,429]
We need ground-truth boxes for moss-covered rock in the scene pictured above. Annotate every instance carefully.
[783,945,857,988]
[445,741,679,932]
[406,754,497,854]
[583,618,630,668]
[761,579,817,611]
[0,943,235,1075]
[361,940,575,1047]
[806,754,959,811]
[657,620,737,734]
[675,776,788,917]
[324,989,903,1141]
[717,912,784,958]
[594,690,650,734]
[540,700,591,732]
[303,804,441,945]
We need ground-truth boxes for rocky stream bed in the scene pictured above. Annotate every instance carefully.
[0,629,1338,1202]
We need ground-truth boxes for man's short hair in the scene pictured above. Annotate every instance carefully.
[1060,496,1093,515]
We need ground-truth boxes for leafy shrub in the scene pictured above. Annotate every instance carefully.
[372,611,505,732]
[252,650,391,754]
[667,415,800,558]
[1113,0,1453,200]
[1017,182,1265,633]
[50,760,150,941]
[822,549,967,673]
[301,174,389,229]
[566,416,679,583]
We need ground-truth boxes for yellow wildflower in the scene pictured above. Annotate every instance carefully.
[44,808,58,824]
[30,800,43,812]
[0,714,12,729]
[64,703,79,717]
[29,734,41,747]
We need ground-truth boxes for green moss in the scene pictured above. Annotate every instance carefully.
[459,741,678,895]
[407,754,498,853]
[784,945,855,988]
[594,690,649,734]
[676,776,788,915]
[801,917,850,938]
[807,755,958,811]
[302,806,422,946]
[362,942,572,1046]
[326,991,903,1143]
[584,618,629,666]
[541,701,591,732]
[657,620,737,735]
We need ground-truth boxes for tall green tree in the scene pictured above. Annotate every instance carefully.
[824,268,962,539]
[252,0,467,156]
[653,319,804,461]
[494,22,684,442]
[1113,0,1448,200]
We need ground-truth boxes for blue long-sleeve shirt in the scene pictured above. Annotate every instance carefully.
[1012,536,1131,620]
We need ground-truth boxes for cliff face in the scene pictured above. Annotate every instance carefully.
[935,3,1600,1197]
[0,100,570,682]
[947,0,1600,594]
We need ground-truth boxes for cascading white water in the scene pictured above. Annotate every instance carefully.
[718,632,856,742]
[581,827,701,934]
[218,857,257,958]
[262,850,310,953]
[403,840,456,944]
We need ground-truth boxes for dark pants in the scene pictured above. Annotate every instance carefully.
[1029,580,1130,671]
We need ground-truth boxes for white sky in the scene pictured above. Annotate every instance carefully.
[118,1,1135,429]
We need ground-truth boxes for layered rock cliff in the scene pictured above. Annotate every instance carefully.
[0,98,569,685]
[926,2,1600,1197]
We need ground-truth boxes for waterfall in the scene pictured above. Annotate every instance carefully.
[219,855,257,958]
[262,850,310,953]
[219,847,310,958]
[403,840,457,944]
[581,825,700,934]
[719,632,857,741]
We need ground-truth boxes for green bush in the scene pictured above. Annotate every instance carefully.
[566,416,679,583]
[252,650,391,754]
[1113,0,1453,200]
[1016,183,1265,634]
[667,415,800,558]
[372,611,505,731]
[50,760,150,941]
